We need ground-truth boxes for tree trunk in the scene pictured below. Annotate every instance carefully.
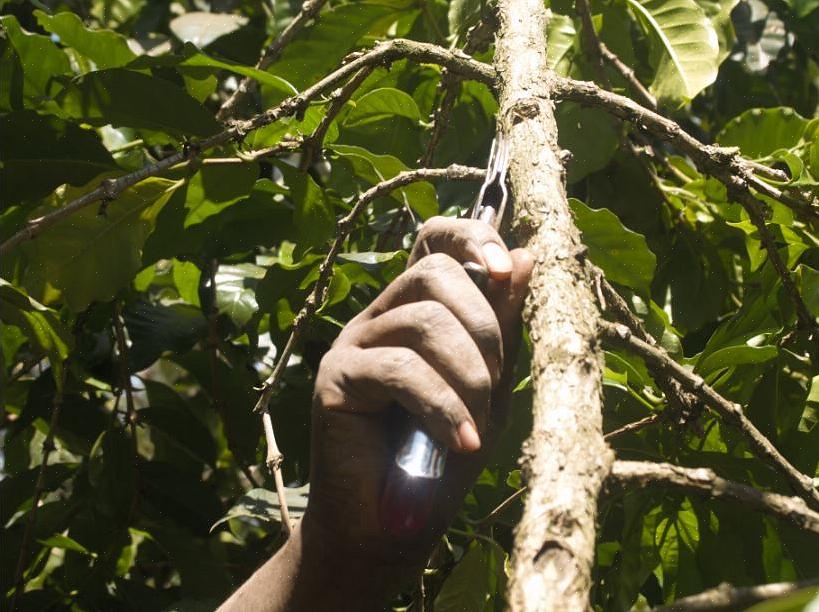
[494,1,614,609]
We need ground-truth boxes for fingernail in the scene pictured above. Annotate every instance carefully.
[458,421,481,452]
[482,242,513,277]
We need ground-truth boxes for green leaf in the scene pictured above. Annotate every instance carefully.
[330,143,438,219]
[557,103,619,183]
[277,164,336,249]
[696,0,740,63]
[696,343,778,377]
[39,533,96,557]
[210,486,310,532]
[797,264,819,317]
[569,198,657,297]
[35,9,137,70]
[172,260,201,307]
[0,15,71,102]
[344,87,421,127]
[717,107,809,160]
[448,0,482,44]
[546,11,578,75]
[214,263,265,327]
[124,300,207,372]
[183,161,259,227]
[265,3,407,94]
[22,178,181,311]
[435,543,492,612]
[169,12,249,49]
[0,279,72,384]
[177,50,297,98]
[625,0,720,103]
[0,111,117,204]
[57,68,221,138]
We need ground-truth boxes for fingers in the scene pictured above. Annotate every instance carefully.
[314,346,481,452]
[409,216,513,280]
[344,300,493,429]
[350,252,504,380]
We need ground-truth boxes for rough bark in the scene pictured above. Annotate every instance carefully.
[495,1,614,609]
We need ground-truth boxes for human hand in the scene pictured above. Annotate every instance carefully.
[303,216,533,576]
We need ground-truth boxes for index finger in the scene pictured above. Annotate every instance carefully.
[409,216,513,281]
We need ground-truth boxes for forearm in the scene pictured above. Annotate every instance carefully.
[218,517,419,611]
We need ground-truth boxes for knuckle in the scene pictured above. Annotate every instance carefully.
[414,300,453,338]
[464,366,493,397]
[383,348,420,389]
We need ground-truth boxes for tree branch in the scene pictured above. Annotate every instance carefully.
[604,414,661,440]
[600,321,819,510]
[496,2,613,609]
[653,579,819,611]
[594,270,702,426]
[216,0,330,121]
[0,39,493,258]
[252,164,485,414]
[10,367,67,612]
[608,461,819,535]
[261,410,292,537]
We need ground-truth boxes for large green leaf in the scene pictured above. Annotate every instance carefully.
[546,11,578,75]
[343,87,421,127]
[0,279,72,384]
[330,143,439,219]
[556,103,619,183]
[435,542,494,611]
[277,163,336,250]
[35,9,137,70]
[169,12,248,49]
[210,485,310,532]
[57,68,221,138]
[264,3,407,94]
[0,111,117,205]
[214,263,266,327]
[0,15,71,103]
[569,198,657,297]
[625,0,720,103]
[717,107,809,159]
[22,178,180,311]
[183,161,259,228]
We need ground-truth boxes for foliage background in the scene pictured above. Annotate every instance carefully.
[0,0,817,609]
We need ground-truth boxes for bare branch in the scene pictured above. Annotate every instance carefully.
[0,39,494,258]
[10,367,67,612]
[262,411,292,537]
[252,164,485,414]
[300,66,374,170]
[553,78,818,333]
[496,1,613,609]
[653,579,819,611]
[604,414,661,440]
[594,270,701,426]
[217,0,330,121]
[600,321,819,510]
[609,460,819,535]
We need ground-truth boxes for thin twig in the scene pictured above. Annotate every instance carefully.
[604,414,661,440]
[0,39,494,258]
[216,0,330,121]
[600,321,819,510]
[598,42,657,111]
[608,460,819,534]
[253,164,486,414]
[113,302,140,524]
[554,79,818,333]
[300,66,374,170]
[594,271,701,425]
[261,410,292,537]
[653,578,819,611]
[10,366,67,612]
[470,486,528,526]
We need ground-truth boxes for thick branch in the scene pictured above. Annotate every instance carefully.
[609,461,819,534]
[0,39,493,258]
[600,321,819,510]
[252,164,485,414]
[653,579,819,611]
[496,2,613,609]
[216,0,330,121]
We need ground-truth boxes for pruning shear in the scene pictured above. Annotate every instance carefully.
[379,133,512,538]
